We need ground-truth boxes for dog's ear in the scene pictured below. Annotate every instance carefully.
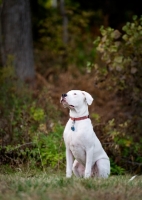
[82,91,93,105]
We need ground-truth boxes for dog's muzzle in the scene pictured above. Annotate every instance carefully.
[61,93,67,103]
[60,93,75,109]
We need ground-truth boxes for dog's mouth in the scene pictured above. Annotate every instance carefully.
[69,105,74,108]
[61,99,75,109]
[60,97,75,109]
[63,103,75,109]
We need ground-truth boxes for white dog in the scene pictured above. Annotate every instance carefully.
[60,90,110,178]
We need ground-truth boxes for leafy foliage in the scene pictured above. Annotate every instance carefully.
[0,65,60,143]
[0,66,64,171]
[1,15,142,175]
[35,4,101,73]
[103,118,142,174]
[34,124,65,170]
[94,15,142,107]
[92,16,142,174]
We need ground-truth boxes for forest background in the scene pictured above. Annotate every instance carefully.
[0,0,142,175]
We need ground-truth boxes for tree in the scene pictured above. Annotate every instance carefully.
[60,0,68,44]
[0,0,35,82]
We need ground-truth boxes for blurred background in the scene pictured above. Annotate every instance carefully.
[0,0,142,175]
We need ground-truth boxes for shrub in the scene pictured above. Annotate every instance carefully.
[0,66,64,171]
[93,15,142,111]
[92,16,142,174]
[35,5,101,73]
[34,124,65,171]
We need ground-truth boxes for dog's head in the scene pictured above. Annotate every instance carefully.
[60,90,93,116]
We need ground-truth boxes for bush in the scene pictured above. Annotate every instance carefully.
[0,66,64,171]
[34,124,65,171]
[35,5,101,73]
[92,17,142,174]
[94,15,142,111]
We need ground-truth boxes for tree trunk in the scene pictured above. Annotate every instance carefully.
[60,0,68,44]
[1,0,35,82]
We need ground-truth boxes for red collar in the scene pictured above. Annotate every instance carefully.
[70,115,89,121]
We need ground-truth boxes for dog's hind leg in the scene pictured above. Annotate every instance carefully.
[95,159,110,178]
[72,160,85,177]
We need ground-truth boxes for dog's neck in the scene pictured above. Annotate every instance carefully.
[69,104,89,118]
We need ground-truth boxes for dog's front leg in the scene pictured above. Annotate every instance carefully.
[85,147,93,178]
[66,148,73,178]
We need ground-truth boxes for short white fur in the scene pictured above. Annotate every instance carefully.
[61,90,110,178]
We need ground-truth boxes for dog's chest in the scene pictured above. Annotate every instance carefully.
[64,128,86,164]
[71,138,85,164]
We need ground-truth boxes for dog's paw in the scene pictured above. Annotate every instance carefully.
[66,172,72,178]
[66,174,72,178]
[84,173,91,178]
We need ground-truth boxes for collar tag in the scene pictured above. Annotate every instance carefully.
[71,126,75,131]
[71,120,75,131]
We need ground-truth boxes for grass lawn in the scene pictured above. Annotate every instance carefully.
[0,172,142,200]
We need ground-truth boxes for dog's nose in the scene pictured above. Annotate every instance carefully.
[62,93,67,97]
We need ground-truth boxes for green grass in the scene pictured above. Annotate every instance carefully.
[0,172,142,200]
